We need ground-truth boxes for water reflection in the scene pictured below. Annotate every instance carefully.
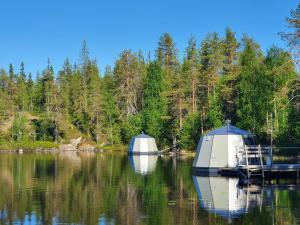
[128,155,158,175]
[0,153,299,224]
[193,176,263,219]
[193,175,300,224]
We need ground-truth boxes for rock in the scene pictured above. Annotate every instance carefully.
[78,142,95,151]
[59,137,82,151]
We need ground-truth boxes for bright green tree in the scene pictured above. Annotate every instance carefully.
[236,36,272,138]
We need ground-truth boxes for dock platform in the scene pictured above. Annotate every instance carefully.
[237,164,300,179]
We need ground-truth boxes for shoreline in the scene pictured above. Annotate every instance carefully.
[0,145,196,157]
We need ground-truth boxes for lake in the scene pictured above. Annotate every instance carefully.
[0,153,300,225]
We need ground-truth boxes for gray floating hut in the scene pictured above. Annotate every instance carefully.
[128,132,158,154]
[192,122,254,173]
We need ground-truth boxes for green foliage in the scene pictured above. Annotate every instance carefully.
[142,62,167,145]
[0,141,58,150]
[236,37,272,138]
[178,113,201,150]
[11,113,28,142]
[280,107,300,146]
[120,114,143,144]
[32,117,63,142]
[0,29,299,150]
[206,92,223,129]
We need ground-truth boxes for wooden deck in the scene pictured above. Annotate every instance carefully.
[237,164,300,179]
[238,164,300,171]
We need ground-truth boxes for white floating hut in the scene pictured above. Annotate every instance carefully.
[193,176,262,219]
[192,121,254,173]
[128,132,158,154]
[129,155,158,175]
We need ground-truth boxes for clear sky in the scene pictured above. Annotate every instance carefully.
[0,0,298,76]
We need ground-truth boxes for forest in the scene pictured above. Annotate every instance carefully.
[0,9,300,151]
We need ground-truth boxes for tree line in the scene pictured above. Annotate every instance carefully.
[0,27,299,149]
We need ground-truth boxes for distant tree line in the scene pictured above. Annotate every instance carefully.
[0,26,300,149]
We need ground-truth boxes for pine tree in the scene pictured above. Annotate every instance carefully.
[114,50,143,117]
[182,36,199,114]
[220,28,240,121]
[198,33,224,131]
[280,3,300,62]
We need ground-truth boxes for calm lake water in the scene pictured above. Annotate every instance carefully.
[0,153,300,225]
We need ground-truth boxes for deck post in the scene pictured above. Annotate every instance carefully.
[245,146,250,179]
[258,144,265,179]
[269,147,273,166]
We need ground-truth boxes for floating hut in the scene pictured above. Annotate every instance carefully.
[193,121,300,179]
[192,121,255,174]
[128,132,158,154]
[129,155,158,175]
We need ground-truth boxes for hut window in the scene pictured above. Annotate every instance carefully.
[243,136,255,146]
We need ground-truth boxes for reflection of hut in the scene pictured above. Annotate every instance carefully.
[128,132,158,155]
[129,155,158,175]
[193,176,247,218]
[193,122,254,173]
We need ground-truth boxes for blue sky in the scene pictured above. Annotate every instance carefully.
[0,0,298,76]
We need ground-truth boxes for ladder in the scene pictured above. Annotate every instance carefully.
[238,145,270,179]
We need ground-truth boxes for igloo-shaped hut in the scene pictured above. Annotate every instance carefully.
[128,132,158,154]
[192,122,254,173]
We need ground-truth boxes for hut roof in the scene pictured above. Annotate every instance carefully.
[206,124,252,136]
[134,132,153,139]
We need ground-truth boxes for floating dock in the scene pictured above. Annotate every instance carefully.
[193,145,300,179]
[194,164,300,179]
[237,164,300,179]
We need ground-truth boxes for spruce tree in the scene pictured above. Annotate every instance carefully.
[101,66,121,144]
[26,73,34,112]
[155,33,181,144]
[142,62,167,144]
[16,62,28,111]
[57,59,73,115]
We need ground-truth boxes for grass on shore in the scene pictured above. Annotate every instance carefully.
[100,144,127,152]
[0,141,59,150]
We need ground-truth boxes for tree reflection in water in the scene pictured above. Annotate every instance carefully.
[0,153,299,224]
